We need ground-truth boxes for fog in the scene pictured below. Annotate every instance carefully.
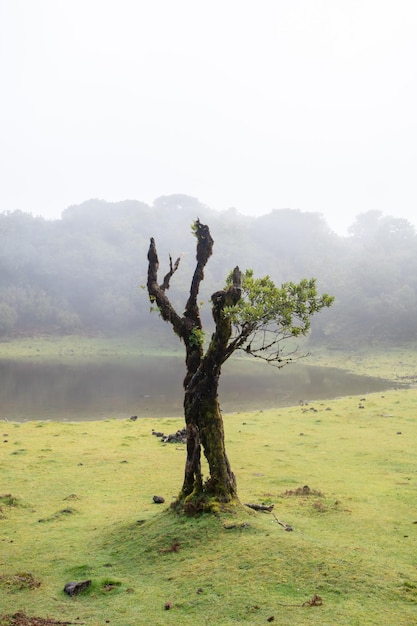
[1,1,417,235]
[0,199,416,349]
[1,199,416,421]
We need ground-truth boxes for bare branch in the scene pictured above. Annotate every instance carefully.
[147,237,184,337]
[201,266,244,369]
[235,326,305,367]
[221,325,253,362]
[147,222,216,388]
[231,265,242,292]
[184,219,214,326]
[160,254,182,291]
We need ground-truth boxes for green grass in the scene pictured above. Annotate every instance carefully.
[1,340,417,624]
[0,329,180,362]
[309,342,417,383]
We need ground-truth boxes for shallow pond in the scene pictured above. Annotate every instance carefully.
[0,356,397,422]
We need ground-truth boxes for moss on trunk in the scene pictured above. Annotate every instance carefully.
[175,371,237,512]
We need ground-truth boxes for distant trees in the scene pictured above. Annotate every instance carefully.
[251,209,336,279]
[333,211,417,343]
[0,199,416,346]
[0,303,16,335]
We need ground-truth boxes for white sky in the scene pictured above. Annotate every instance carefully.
[1,0,416,234]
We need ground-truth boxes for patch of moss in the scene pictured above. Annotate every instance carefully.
[0,494,25,508]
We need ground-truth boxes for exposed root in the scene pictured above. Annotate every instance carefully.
[171,493,243,517]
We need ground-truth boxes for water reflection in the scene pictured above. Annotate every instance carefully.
[0,356,395,422]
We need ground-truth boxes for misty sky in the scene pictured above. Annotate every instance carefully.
[1,0,416,234]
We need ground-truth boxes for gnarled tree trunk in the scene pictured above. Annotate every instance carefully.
[181,373,237,508]
[147,220,241,512]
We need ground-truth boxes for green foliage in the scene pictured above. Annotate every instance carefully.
[188,327,205,347]
[0,494,21,507]
[190,220,198,237]
[224,269,334,359]
[229,270,333,331]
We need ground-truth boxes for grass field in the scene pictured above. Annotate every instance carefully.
[1,338,417,624]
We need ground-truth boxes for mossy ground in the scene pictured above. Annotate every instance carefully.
[0,331,178,362]
[1,340,417,624]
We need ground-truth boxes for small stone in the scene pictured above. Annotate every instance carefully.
[153,495,165,504]
[64,579,92,596]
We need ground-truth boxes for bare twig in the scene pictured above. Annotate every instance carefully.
[160,254,182,291]
[272,512,293,531]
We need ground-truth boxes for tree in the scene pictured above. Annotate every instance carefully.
[147,220,334,514]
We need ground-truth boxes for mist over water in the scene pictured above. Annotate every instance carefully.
[0,357,395,422]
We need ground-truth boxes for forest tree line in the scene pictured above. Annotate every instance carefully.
[1,195,416,347]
